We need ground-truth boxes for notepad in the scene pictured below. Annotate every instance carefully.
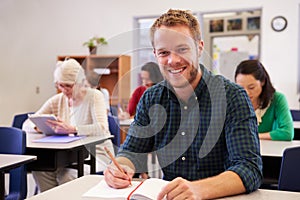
[33,135,86,143]
[82,178,169,200]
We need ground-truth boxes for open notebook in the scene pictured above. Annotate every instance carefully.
[82,178,169,200]
[33,135,86,143]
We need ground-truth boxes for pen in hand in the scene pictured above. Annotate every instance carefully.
[104,147,132,185]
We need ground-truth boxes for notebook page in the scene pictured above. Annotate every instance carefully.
[131,178,169,200]
[82,179,141,199]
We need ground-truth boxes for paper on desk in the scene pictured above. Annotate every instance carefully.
[33,135,86,143]
[83,178,169,200]
[82,179,141,199]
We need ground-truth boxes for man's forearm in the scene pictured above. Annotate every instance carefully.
[193,171,246,199]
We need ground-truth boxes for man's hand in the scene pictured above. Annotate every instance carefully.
[157,177,199,200]
[104,163,134,188]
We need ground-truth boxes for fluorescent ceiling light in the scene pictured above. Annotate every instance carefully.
[203,12,237,18]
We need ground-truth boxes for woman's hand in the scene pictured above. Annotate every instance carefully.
[46,118,76,134]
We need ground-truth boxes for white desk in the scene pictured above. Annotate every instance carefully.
[293,121,300,129]
[259,140,300,187]
[26,133,112,176]
[219,189,300,200]
[0,154,36,171]
[119,118,133,126]
[260,140,300,157]
[0,154,36,200]
[26,175,300,200]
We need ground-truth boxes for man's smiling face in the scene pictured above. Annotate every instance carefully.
[153,25,203,89]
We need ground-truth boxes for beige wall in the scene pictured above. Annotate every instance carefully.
[0,0,299,125]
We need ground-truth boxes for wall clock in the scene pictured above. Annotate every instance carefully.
[271,16,287,32]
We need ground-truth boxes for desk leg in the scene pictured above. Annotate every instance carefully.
[0,172,4,200]
[77,150,84,177]
[90,146,96,174]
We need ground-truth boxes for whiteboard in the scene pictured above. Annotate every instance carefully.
[219,51,249,82]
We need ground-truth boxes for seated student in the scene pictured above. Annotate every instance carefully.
[104,9,262,200]
[23,58,114,192]
[118,62,163,179]
[85,70,110,114]
[235,59,294,141]
[118,61,163,119]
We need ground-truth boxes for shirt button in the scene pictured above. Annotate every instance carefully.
[182,156,186,161]
[184,106,188,110]
[181,132,185,136]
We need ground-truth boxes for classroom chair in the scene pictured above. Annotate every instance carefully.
[108,114,121,152]
[109,106,118,117]
[12,112,34,129]
[290,109,300,121]
[0,127,27,200]
[11,112,39,196]
[290,110,300,140]
[278,146,300,192]
[94,115,121,175]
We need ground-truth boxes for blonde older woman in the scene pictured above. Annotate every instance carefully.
[23,58,114,192]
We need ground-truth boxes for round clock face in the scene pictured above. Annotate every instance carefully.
[271,16,287,32]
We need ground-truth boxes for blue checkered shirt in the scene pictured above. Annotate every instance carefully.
[118,65,263,193]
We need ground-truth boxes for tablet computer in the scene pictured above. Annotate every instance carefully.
[28,114,58,135]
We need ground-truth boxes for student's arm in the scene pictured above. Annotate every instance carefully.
[259,132,272,140]
[157,171,245,200]
[75,89,109,136]
[269,92,294,141]
[221,88,262,194]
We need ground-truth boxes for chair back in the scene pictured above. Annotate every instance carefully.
[290,110,300,121]
[108,115,121,152]
[278,146,300,192]
[0,127,27,200]
[12,112,34,129]
[109,106,118,117]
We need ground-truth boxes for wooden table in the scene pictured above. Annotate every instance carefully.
[0,154,36,200]
[25,133,112,177]
[26,175,300,200]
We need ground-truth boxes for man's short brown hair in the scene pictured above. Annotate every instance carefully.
[150,9,202,47]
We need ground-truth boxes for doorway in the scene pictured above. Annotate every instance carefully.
[200,9,261,81]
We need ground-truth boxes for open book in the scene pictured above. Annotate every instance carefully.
[28,114,58,135]
[82,178,169,200]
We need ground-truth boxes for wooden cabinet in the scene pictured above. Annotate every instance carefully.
[57,55,131,106]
